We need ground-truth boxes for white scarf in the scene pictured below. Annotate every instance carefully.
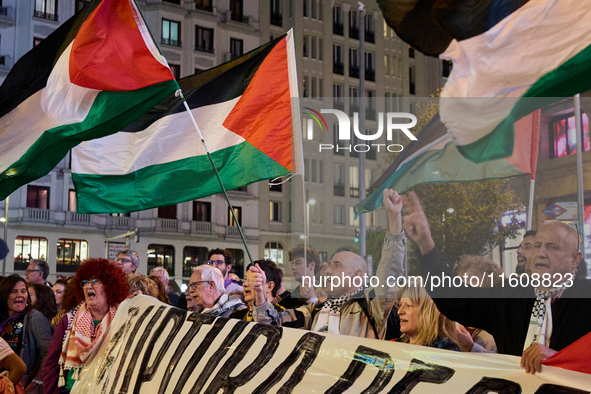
[202,294,244,317]
[523,280,571,351]
[313,288,363,335]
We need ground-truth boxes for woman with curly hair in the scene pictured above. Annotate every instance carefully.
[0,275,52,391]
[43,259,130,394]
[396,284,460,351]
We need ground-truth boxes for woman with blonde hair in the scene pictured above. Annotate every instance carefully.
[396,284,460,351]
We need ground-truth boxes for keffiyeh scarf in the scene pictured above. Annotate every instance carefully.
[202,294,244,317]
[523,279,572,351]
[58,303,117,385]
[313,288,364,335]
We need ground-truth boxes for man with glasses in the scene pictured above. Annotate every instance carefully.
[26,259,51,286]
[116,249,139,275]
[206,249,243,294]
[189,265,246,317]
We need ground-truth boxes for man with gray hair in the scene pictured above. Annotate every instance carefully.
[116,249,139,275]
[189,265,246,317]
[150,267,180,306]
[26,259,51,286]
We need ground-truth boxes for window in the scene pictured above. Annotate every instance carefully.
[270,0,282,26]
[551,113,590,158]
[228,206,242,226]
[57,239,88,273]
[148,244,175,274]
[68,190,76,212]
[304,116,313,140]
[333,44,343,74]
[303,76,309,98]
[366,89,376,120]
[349,11,359,40]
[366,168,375,190]
[319,160,324,183]
[333,83,344,110]
[350,166,359,197]
[269,179,282,192]
[303,35,309,57]
[34,37,44,46]
[409,66,415,95]
[303,0,308,17]
[318,78,323,96]
[195,0,212,12]
[230,38,243,59]
[334,163,345,196]
[163,0,181,3]
[34,0,57,21]
[311,0,317,18]
[264,242,284,265]
[162,19,181,46]
[311,77,317,98]
[366,130,377,160]
[230,0,244,22]
[27,186,49,209]
[311,37,317,59]
[318,38,323,61]
[365,14,375,43]
[193,201,211,221]
[349,207,359,226]
[365,52,375,82]
[349,86,359,113]
[158,205,177,219]
[442,60,453,78]
[311,159,317,182]
[183,246,208,277]
[270,201,282,222]
[409,46,415,58]
[304,158,309,181]
[169,64,180,79]
[76,0,90,12]
[334,205,345,225]
[332,6,343,35]
[228,249,244,277]
[349,48,359,78]
[333,124,344,155]
[14,237,47,271]
[195,26,214,53]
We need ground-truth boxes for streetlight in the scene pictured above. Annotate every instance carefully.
[306,199,316,240]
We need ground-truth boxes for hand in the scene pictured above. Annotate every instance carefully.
[384,189,403,234]
[402,192,435,254]
[521,343,557,374]
[247,263,267,306]
[447,324,475,352]
[299,281,316,299]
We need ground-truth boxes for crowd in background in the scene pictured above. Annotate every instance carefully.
[0,190,589,393]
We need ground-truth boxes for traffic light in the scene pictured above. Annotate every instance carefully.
[134,228,140,243]
[354,229,360,243]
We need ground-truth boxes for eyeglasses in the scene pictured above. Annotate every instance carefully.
[206,260,225,266]
[25,269,42,273]
[189,281,209,290]
[116,257,133,264]
[81,279,103,289]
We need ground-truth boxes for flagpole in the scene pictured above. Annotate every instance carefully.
[527,178,535,230]
[178,91,253,265]
[358,2,367,260]
[574,94,585,251]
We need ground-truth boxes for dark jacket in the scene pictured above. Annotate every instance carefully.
[20,309,52,387]
[418,247,591,356]
[43,314,69,394]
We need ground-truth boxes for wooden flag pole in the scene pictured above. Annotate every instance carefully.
[177,90,254,265]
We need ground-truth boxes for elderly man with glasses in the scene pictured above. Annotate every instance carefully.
[206,249,243,294]
[189,265,246,317]
[25,259,51,286]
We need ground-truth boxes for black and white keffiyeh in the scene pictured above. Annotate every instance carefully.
[313,288,364,334]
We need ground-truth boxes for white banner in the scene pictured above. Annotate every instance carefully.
[73,296,591,393]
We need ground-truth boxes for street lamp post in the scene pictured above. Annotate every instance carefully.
[2,196,8,276]
[306,199,316,241]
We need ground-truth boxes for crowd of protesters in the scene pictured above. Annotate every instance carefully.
[0,188,589,392]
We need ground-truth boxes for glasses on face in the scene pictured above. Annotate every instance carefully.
[189,281,209,291]
[116,257,133,264]
[81,279,103,289]
[25,269,42,274]
[206,260,225,266]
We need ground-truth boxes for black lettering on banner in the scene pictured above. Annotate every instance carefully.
[97,307,140,384]
[133,307,188,393]
[465,377,522,394]
[118,305,166,394]
[158,313,217,394]
[325,346,395,394]
[534,384,590,394]
[108,306,156,394]
[204,324,283,394]
[173,318,248,394]
[388,358,454,394]
[253,332,325,394]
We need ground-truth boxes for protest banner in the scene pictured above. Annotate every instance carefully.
[73,296,591,393]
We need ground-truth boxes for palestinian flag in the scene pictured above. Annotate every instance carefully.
[71,31,302,214]
[378,0,591,163]
[543,332,591,375]
[0,0,178,200]
[354,111,540,217]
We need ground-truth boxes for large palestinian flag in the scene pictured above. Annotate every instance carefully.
[378,0,591,163]
[354,111,540,217]
[71,32,302,214]
[0,0,178,200]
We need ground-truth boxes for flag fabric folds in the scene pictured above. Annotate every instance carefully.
[378,0,591,163]
[0,0,178,200]
[72,31,301,214]
[543,332,591,375]
[354,111,540,217]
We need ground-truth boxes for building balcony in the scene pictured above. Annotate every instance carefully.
[334,184,345,197]
[21,208,50,223]
[191,220,212,235]
[270,13,282,26]
[349,66,359,78]
[195,2,213,12]
[333,23,343,35]
[365,69,375,82]
[365,31,375,43]
[349,27,359,40]
[195,45,214,54]
[162,38,181,47]
[226,225,241,237]
[106,215,133,230]
[66,212,91,226]
[157,218,179,232]
[230,13,249,24]
[33,10,58,21]
[333,63,344,75]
